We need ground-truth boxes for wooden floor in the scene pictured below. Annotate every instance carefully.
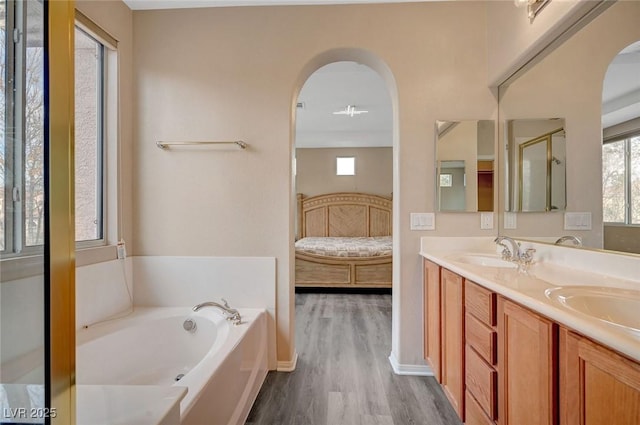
[246,293,463,425]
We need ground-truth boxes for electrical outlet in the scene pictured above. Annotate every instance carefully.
[480,212,494,230]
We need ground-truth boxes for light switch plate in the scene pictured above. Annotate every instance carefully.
[410,213,435,231]
[480,212,494,230]
[564,212,592,230]
[504,212,517,229]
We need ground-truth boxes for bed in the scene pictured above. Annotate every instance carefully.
[295,192,392,289]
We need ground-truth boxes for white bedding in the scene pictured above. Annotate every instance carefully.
[294,236,392,258]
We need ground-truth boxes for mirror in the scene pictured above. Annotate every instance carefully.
[505,119,566,212]
[497,1,640,253]
[436,120,495,212]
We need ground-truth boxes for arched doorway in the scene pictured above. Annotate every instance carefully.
[288,49,399,368]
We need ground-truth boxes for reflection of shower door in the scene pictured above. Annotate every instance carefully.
[518,129,566,212]
[1,1,76,423]
[520,139,547,211]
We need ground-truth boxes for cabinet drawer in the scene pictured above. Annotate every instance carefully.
[465,391,495,425]
[465,280,496,326]
[466,345,497,419]
[466,313,497,365]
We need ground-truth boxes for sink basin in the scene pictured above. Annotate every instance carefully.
[448,253,517,269]
[545,286,640,332]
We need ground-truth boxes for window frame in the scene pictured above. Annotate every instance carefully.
[0,8,112,258]
[74,25,107,249]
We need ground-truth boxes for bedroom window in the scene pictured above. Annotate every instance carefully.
[336,156,355,176]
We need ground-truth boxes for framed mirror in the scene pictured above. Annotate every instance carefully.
[505,119,566,212]
[435,120,495,212]
[497,1,640,253]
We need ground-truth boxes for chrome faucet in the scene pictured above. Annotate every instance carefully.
[193,299,242,325]
[494,236,521,261]
[494,236,536,272]
[555,235,582,246]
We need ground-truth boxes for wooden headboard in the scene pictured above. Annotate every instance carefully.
[297,192,392,239]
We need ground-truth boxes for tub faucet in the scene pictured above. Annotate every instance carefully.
[555,235,582,246]
[193,299,242,325]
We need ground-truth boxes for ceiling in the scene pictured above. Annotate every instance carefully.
[295,62,392,148]
[602,40,640,129]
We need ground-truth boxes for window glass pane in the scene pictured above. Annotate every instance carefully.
[336,157,355,176]
[74,28,102,241]
[602,140,625,223]
[631,136,640,225]
[24,0,45,246]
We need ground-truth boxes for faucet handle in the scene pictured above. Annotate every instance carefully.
[521,248,536,264]
[221,298,230,308]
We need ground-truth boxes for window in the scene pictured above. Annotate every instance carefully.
[602,134,640,224]
[1,6,109,256]
[1,0,46,254]
[336,157,355,176]
[440,174,452,187]
[74,27,105,243]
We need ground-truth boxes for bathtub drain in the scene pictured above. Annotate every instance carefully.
[175,373,185,382]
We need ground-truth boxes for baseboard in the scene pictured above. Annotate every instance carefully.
[388,351,434,376]
[276,351,298,372]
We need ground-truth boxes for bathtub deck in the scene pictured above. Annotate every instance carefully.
[246,293,462,425]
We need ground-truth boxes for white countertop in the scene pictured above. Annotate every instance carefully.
[420,237,640,363]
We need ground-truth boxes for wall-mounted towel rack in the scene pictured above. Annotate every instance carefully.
[156,140,247,150]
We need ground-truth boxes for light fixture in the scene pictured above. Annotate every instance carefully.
[514,0,550,21]
[333,105,368,117]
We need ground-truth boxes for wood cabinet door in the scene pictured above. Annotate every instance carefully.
[441,268,465,420]
[498,297,557,425]
[559,328,640,425]
[424,259,441,381]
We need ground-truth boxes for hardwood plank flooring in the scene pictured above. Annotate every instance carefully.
[246,293,463,425]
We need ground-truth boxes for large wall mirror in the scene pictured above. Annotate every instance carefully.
[435,120,495,212]
[497,1,640,254]
[505,119,566,212]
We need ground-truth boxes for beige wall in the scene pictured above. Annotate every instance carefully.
[498,1,640,249]
[132,2,497,366]
[295,147,392,198]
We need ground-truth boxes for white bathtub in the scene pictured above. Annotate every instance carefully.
[76,306,268,425]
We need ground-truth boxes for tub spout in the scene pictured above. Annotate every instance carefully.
[193,299,242,325]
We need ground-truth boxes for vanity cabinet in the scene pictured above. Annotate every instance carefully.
[559,327,640,425]
[497,296,557,425]
[440,268,465,420]
[423,259,441,381]
[423,257,640,425]
[465,280,498,425]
